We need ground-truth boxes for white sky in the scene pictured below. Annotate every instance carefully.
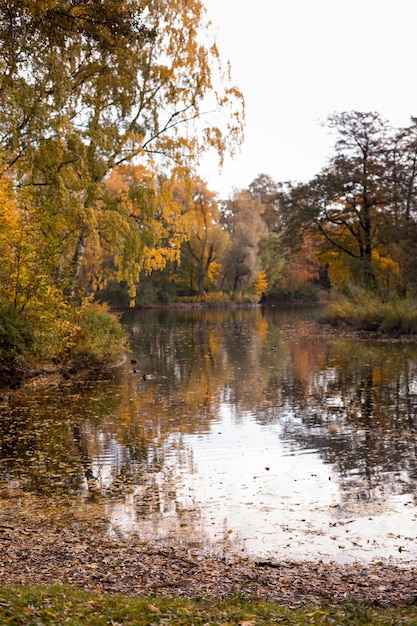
[199,0,417,197]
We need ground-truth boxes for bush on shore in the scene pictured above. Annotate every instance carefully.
[68,300,128,363]
[0,300,128,388]
[178,291,260,305]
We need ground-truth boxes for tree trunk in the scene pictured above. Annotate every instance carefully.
[64,227,88,297]
[198,271,205,296]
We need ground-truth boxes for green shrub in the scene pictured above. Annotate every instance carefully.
[0,307,35,358]
[268,282,323,302]
[69,301,128,363]
[0,297,128,389]
[178,291,259,306]
[0,307,35,387]
[378,298,417,334]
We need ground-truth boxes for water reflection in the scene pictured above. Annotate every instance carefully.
[1,306,417,563]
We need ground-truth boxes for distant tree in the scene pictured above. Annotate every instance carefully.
[246,174,289,297]
[174,178,229,296]
[259,231,286,294]
[281,112,392,289]
[387,119,417,294]
[248,173,282,231]
[252,269,268,298]
[221,190,266,293]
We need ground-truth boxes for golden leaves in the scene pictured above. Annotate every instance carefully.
[0,0,244,303]
[252,269,268,296]
[105,164,190,296]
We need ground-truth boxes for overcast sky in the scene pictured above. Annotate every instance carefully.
[199,0,417,197]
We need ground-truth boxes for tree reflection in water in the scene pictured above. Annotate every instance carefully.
[0,306,417,562]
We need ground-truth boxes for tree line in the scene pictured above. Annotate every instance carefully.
[98,111,417,306]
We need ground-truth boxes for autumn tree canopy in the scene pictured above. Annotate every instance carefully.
[0,0,244,297]
[83,111,417,306]
[173,177,229,296]
[280,112,417,294]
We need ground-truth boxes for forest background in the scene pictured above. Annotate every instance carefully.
[1,0,417,387]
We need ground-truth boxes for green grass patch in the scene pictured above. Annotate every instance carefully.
[179,291,260,305]
[0,585,416,625]
[321,287,417,335]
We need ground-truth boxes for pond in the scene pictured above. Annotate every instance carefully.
[1,305,417,564]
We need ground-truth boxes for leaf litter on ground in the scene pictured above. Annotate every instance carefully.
[0,502,416,610]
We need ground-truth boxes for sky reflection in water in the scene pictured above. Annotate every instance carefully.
[106,399,417,564]
[104,307,417,564]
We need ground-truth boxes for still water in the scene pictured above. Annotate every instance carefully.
[1,306,417,564]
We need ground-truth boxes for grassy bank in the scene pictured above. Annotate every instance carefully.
[1,585,416,625]
[0,300,128,389]
[321,287,417,335]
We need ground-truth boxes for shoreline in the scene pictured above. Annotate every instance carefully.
[0,515,416,607]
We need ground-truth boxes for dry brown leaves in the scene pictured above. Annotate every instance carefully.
[0,518,416,608]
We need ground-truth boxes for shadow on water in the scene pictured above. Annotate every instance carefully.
[1,305,417,562]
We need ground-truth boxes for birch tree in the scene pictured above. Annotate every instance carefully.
[0,0,244,296]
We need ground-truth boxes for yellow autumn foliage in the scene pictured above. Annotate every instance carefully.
[105,165,193,301]
[252,269,268,296]
[321,247,400,290]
